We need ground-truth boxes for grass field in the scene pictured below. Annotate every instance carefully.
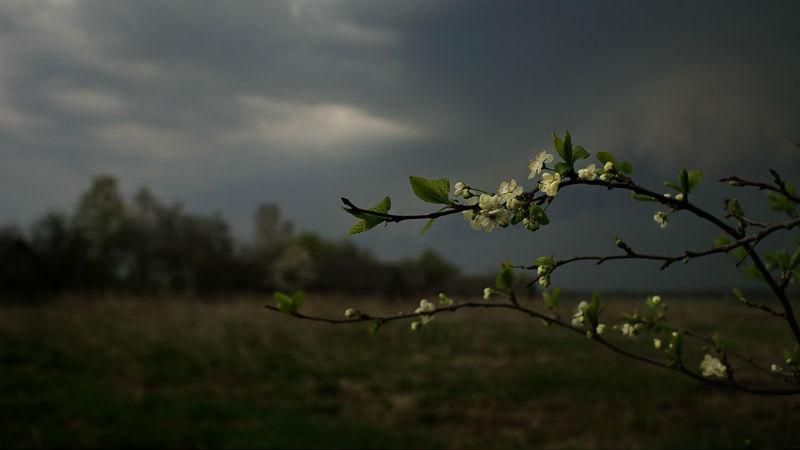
[1,295,799,449]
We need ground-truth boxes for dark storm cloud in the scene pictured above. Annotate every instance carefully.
[0,0,798,289]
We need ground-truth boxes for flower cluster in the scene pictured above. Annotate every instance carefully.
[577,164,597,181]
[700,354,727,378]
[462,179,524,232]
[572,301,589,327]
[618,322,642,337]
[453,181,473,199]
[537,264,551,288]
[410,299,436,331]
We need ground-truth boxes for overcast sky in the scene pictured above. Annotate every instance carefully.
[1,0,799,291]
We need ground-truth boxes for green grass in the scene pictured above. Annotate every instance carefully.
[0,296,798,449]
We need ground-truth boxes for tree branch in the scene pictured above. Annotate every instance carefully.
[518,217,800,274]
[720,173,800,204]
[265,301,800,395]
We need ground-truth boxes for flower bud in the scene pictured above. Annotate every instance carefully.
[604,161,614,172]
[675,193,684,201]
[538,275,550,288]
[344,308,358,318]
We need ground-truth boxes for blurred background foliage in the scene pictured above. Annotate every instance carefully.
[0,175,499,302]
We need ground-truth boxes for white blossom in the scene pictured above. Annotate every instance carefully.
[497,179,523,207]
[771,364,782,373]
[663,193,672,198]
[410,321,422,331]
[479,193,501,211]
[483,287,493,300]
[577,164,597,181]
[537,265,548,276]
[653,338,662,349]
[596,324,606,335]
[415,299,436,314]
[344,308,358,318]
[462,194,512,232]
[620,323,641,337]
[538,173,561,197]
[599,173,611,182]
[653,211,669,229]
[603,161,614,172]
[528,151,554,178]
[651,295,662,305]
[700,354,727,378]
[675,193,684,201]
[571,301,589,327]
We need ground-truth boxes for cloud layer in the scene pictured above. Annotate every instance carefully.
[1,0,799,290]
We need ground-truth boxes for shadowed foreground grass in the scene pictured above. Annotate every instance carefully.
[1,295,798,449]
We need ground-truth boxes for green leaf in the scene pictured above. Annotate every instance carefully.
[732,288,746,303]
[292,291,305,310]
[767,192,795,215]
[535,256,555,267]
[765,250,791,271]
[687,170,703,192]
[552,131,573,165]
[714,235,733,248]
[367,320,382,335]
[726,198,745,218]
[553,162,572,176]
[711,332,726,352]
[347,196,392,235]
[529,205,549,225]
[409,176,451,204]
[679,169,690,193]
[542,288,561,311]
[420,218,436,235]
[596,151,616,165]
[790,245,800,270]
[631,193,656,202]
[664,181,682,192]
[572,146,590,161]
[552,132,564,157]
[274,291,295,314]
[619,161,633,174]
[495,262,515,290]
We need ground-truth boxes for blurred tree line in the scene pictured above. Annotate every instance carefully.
[0,175,495,302]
